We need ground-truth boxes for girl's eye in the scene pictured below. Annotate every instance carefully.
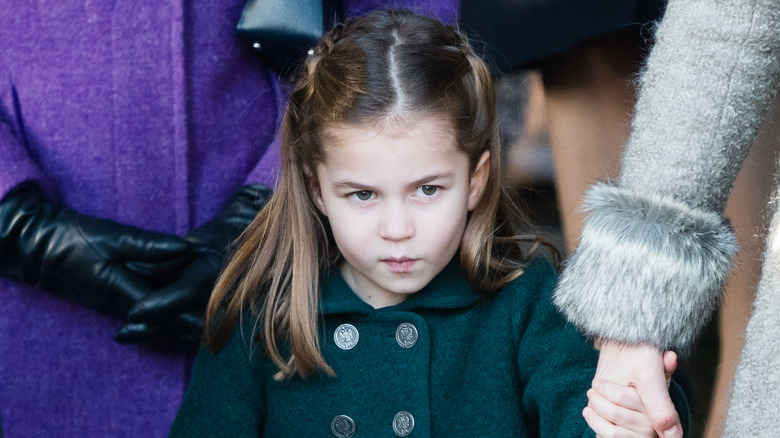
[419,185,438,196]
[353,190,373,201]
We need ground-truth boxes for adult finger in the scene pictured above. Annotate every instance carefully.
[114,321,166,343]
[93,263,156,316]
[125,254,194,280]
[126,255,218,324]
[110,225,192,261]
[115,312,202,345]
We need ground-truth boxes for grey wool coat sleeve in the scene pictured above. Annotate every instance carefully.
[553,0,780,352]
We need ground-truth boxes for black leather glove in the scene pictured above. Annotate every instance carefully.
[115,184,272,345]
[0,182,194,317]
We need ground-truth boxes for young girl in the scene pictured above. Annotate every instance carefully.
[170,9,686,437]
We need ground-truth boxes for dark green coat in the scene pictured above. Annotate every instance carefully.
[170,258,686,437]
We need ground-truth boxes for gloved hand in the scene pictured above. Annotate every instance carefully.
[115,184,272,345]
[0,182,194,317]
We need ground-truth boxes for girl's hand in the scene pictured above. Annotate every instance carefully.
[583,380,657,437]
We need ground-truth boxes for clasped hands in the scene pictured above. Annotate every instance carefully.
[115,184,271,347]
[583,342,683,438]
[0,183,271,348]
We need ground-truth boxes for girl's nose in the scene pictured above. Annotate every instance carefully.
[378,203,415,241]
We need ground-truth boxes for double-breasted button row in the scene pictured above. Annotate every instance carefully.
[330,412,415,437]
[333,323,419,350]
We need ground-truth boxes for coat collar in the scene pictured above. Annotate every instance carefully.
[319,258,482,315]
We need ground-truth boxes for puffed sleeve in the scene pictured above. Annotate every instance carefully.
[170,323,266,437]
[0,84,48,199]
[553,0,780,351]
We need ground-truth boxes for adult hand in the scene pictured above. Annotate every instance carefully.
[114,251,221,346]
[0,182,193,318]
[115,184,272,344]
[592,341,683,437]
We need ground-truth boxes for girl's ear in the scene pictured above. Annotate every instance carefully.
[308,169,328,216]
[467,150,490,211]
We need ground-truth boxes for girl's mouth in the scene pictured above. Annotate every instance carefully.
[382,257,416,273]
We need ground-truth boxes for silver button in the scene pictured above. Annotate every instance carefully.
[395,323,418,348]
[334,324,359,350]
[393,411,415,436]
[331,415,356,438]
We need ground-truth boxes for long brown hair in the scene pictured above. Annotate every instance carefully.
[205,9,555,379]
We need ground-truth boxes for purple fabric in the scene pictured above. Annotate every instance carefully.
[0,0,457,436]
[343,0,459,23]
[0,2,280,436]
[0,102,45,199]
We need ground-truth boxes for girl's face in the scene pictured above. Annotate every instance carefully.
[312,116,490,308]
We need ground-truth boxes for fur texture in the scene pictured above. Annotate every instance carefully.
[554,183,737,350]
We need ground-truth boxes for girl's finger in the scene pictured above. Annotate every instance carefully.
[588,388,655,437]
[583,405,638,438]
[593,380,645,412]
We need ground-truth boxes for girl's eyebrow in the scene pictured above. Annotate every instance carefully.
[408,171,454,187]
[331,171,454,191]
[332,180,379,191]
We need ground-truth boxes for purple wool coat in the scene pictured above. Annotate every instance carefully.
[0,1,456,436]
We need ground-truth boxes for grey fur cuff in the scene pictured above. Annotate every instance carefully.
[553,183,737,350]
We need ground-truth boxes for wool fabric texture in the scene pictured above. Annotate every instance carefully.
[725,198,780,436]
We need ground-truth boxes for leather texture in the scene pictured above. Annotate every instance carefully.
[0,182,192,317]
[116,184,273,345]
